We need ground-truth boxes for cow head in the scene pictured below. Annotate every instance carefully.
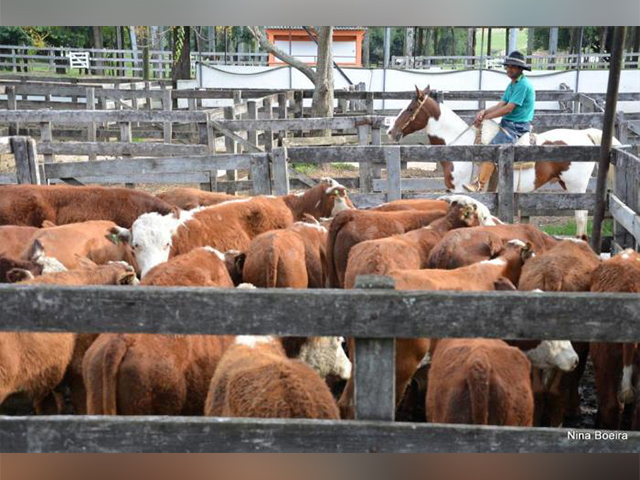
[438,194,497,226]
[0,255,43,283]
[318,178,354,218]
[25,239,67,274]
[296,336,352,380]
[110,209,188,279]
[525,340,579,372]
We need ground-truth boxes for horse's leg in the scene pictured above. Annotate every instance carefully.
[561,162,596,238]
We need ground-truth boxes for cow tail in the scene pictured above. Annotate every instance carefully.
[101,336,128,415]
[326,211,354,288]
[467,353,490,425]
[266,246,279,288]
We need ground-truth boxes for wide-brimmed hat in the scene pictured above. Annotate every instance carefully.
[503,51,531,71]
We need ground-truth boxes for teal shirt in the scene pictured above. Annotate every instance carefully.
[501,74,535,123]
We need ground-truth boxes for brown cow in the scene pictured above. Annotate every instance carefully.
[0,261,136,413]
[156,188,239,210]
[428,224,558,270]
[426,339,534,426]
[371,199,449,212]
[344,200,481,289]
[83,247,238,416]
[327,209,445,289]
[590,249,640,430]
[338,240,532,420]
[517,238,600,427]
[281,177,354,221]
[0,185,174,228]
[240,221,328,289]
[111,196,296,278]
[0,225,39,257]
[19,220,138,271]
[204,335,350,419]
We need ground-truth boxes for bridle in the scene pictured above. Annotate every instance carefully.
[395,93,431,135]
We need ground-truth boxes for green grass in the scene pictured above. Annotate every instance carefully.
[292,163,317,175]
[540,218,613,237]
[476,28,529,56]
[332,163,358,172]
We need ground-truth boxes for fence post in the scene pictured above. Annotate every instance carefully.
[11,137,41,185]
[385,146,402,201]
[277,93,288,144]
[271,147,289,195]
[188,95,198,144]
[163,88,172,144]
[371,123,383,180]
[358,123,373,193]
[247,100,258,152]
[7,86,18,136]
[86,87,97,161]
[120,121,134,188]
[615,111,629,145]
[263,96,274,152]
[613,150,633,250]
[366,92,375,114]
[224,106,238,182]
[251,155,271,195]
[353,275,396,422]
[40,122,54,165]
[498,145,515,223]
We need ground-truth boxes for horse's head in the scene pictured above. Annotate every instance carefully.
[387,85,437,142]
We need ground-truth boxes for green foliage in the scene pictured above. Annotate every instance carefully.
[332,163,358,172]
[0,27,92,48]
[540,218,612,237]
[0,27,31,45]
[292,163,317,175]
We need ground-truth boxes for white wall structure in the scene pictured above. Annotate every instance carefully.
[272,40,357,64]
[188,63,640,113]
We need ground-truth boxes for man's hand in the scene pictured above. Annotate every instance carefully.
[474,110,485,127]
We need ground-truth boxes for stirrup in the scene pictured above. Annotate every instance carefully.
[462,181,484,192]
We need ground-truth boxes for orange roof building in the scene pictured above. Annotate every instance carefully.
[265,27,365,67]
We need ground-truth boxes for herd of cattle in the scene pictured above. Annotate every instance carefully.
[0,180,638,431]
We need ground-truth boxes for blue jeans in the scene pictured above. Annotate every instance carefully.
[490,119,532,145]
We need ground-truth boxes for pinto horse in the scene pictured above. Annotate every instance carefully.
[387,85,619,237]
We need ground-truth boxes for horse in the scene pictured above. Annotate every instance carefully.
[387,85,619,237]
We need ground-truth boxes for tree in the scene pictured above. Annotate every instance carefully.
[248,26,334,118]
[172,27,191,90]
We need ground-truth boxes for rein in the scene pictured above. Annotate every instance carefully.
[396,93,431,134]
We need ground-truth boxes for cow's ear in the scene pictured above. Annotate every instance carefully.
[108,226,131,245]
[27,239,45,262]
[578,234,589,242]
[41,220,56,228]
[494,277,517,291]
[521,242,535,261]
[234,252,246,274]
[6,268,34,283]
[117,270,138,286]
[170,206,181,219]
[489,238,504,259]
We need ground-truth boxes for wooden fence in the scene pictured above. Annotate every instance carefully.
[2,45,639,77]
[0,277,639,452]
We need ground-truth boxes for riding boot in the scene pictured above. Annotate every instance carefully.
[463,162,496,192]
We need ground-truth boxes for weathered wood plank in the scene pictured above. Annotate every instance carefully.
[609,193,640,244]
[217,116,377,133]
[271,147,289,195]
[385,147,402,202]
[250,155,271,195]
[210,118,262,154]
[0,286,639,342]
[498,145,515,223]
[43,154,256,178]
[38,142,211,157]
[354,275,396,422]
[0,109,208,124]
[1,416,638,453]
[358,124,374,193]
[0,137,12,154]
[10,137,40,184]
[48,172,210,185]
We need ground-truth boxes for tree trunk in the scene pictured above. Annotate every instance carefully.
[424,28,432,56]
[404,27,414,58]
[633,26,640,67]
[311,26,334,120]
[91,27,104,75]
[433,28,439,56]
[527,28,535,56]
[116,27,124,77]
[363,28,370,67]
[467,28,475,66]
[486,28,492,56]
[451,27,456,56]
[599,27,608,53]
[141,27,150,81]
[129,26,139,78]
[172,27,192,92]
[505,28,510,54]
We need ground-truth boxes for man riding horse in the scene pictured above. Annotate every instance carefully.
[464,51,536,192]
